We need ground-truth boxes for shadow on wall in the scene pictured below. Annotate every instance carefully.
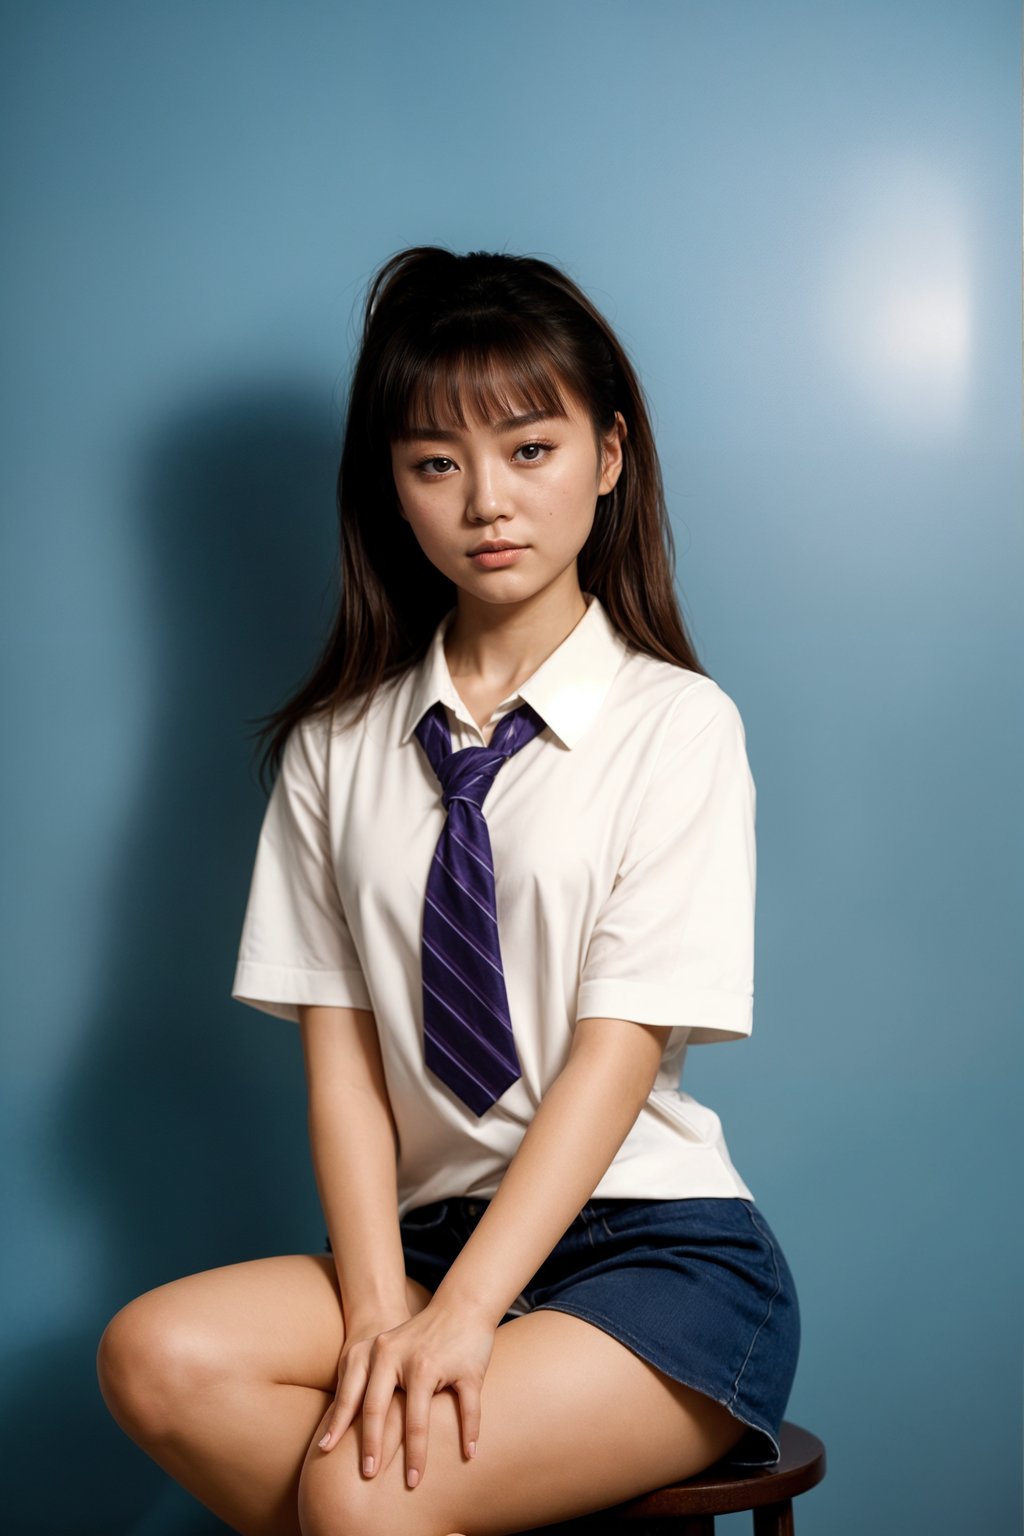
[7,383,347,1535]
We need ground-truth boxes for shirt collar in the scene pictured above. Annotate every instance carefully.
[400,591,630,751]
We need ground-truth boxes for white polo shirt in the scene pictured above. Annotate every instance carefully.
[231,592,758,1216]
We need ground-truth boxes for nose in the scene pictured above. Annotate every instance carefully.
[465,454,512,519]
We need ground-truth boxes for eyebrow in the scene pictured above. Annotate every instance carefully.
[398,407,567,443]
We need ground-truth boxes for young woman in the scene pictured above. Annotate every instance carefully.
[97,245,801,1536]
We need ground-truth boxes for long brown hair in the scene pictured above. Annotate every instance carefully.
[247,244,709,792]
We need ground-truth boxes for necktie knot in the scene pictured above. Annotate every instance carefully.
[415,699,547,804]
[436,744,508,812]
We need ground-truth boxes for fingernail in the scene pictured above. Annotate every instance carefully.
[318,1433,330,1449]
[407,1468,419,1488]
[469,1441,477,1457]
[363,1455,375,1476]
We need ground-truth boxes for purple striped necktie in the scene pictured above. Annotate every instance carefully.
[414,699,548,1116]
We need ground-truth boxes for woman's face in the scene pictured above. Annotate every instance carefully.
[389,378,626,603]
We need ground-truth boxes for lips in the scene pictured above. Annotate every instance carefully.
[468,544,529,569]
[468,541,524,554]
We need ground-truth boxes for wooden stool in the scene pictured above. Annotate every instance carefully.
[516,1420,826,1535]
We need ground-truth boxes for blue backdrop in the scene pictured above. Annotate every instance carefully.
[2,3,1020,1533]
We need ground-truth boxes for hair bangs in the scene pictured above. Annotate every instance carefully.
[390,331,576,441]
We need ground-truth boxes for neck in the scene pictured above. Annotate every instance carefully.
[444,582,590,691]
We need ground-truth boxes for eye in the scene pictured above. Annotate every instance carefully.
[414,455,456,477]
[514,439,556,464]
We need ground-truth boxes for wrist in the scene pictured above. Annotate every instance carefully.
[344,1305,412,1341]
[342,1287,412,1338]
[428,1276,506,1331]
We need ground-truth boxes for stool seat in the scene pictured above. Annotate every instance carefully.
[516,1420,826,1535]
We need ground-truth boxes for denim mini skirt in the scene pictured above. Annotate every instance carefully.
[325,1194,800,1467]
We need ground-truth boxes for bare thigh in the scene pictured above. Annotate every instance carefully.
[298,1306,748,1536]
[98,1253,433,1419]
[98,1253,437,1536]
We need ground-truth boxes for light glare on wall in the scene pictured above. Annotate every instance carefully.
[823,155,973,435]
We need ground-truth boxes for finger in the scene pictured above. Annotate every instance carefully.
[381,1387,407,1476]
[403,1380,435,1488]
[454,1378,481,1460]
[360,1366,397,1477]
[317,1361,369,1453]
[318,1387,361,1454]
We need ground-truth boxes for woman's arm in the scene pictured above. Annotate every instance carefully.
[430,1014,667,1325]
[299,1003,410,1331]
[355,1014,668,1487]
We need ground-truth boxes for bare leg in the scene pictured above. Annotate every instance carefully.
[297,1306,749,1536]
[98,1257,748,1536]
[96,1253,433,1536]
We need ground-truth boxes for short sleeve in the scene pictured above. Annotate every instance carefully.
[575,683,756,1048]
[230,711,372,1023]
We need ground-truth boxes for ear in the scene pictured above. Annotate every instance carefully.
[597,411,627,496]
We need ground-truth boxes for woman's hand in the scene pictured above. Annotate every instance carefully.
[338,1298,496,1488]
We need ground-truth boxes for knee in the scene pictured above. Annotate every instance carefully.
[96,1288,223,1440]
[297,1458,372,1536]
[297,1439,394,1536]
[297,1434,440,1536]
[298,1468,466,1536]
[297,1402,468,1536]
[298,1489,464,1536]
